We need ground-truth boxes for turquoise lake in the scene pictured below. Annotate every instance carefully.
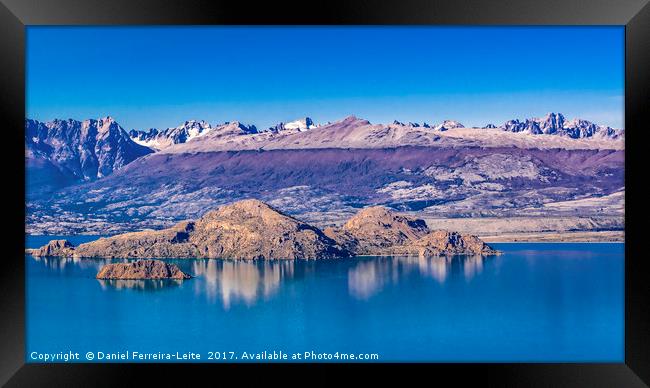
[25,236,624,362]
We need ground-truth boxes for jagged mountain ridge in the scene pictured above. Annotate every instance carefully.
[128,117,316,150]
[27,113,622,169]
[383,113,621,139]
[123,112,623,153]
[128,120,258,150]
[25,117,153,193]
[499,112,623,139]
[161,113,624,153]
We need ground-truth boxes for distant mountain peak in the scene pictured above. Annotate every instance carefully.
[268,117,316,133]
[225,121,258,134]
[181,119,209,127]
[338,115,370,126]
[285,117,315,131]
[129,119,218,149]
[434,120,465,131]
[500,112,622,139]
[25,117,153,186]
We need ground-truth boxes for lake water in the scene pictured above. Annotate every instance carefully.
[25,236,624,362]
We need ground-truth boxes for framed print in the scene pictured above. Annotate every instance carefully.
[1,0,648,386]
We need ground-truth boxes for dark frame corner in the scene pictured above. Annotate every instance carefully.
[1,0,648,386]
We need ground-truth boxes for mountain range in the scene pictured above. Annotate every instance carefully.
[127,120,259,150]
[25,113,625,236]
[125,112,623,153]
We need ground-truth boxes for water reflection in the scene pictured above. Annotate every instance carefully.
[29,254,495,307]
[29,255,105,272]
[191,260,294,309]
[348,256,493,300]
[97,279,184,291]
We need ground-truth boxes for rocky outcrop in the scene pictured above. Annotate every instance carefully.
[324,206,430,255]
[26,239,76,257]
[325,206,499,256]
[181,199,347,259]
[96,259,191,279]
[67,221,201,259]
[28,201,499,260]
[391,230,500,257]
[28,199,350,260]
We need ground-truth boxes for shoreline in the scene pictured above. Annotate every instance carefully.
[26,232,625,247]
[486,240,623,244]
[479,230,624,243]
[25,237,625,242]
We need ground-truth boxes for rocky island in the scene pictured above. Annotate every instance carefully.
[27,199,499,260]
[324,206,499,256]
[96,260,191,280]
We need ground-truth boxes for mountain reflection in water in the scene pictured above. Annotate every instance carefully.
[97,278,184,291]
[190,255,494,305]
[30,255,103,271]
[348,256,492,300]
[191,260,294,308]
[29,254,493,306]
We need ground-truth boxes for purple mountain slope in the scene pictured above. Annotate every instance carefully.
[27,146,623,234]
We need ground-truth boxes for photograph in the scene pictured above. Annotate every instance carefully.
[24,26,625,363]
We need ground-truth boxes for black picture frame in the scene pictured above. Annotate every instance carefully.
[1,0,648,386]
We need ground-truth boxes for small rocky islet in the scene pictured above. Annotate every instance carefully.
[27,199,499,278]
[96,259,191,280]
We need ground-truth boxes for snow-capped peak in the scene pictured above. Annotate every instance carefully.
[434,120,465,131]
[282,117,316,131]
[176,120,213,139]
[128,119,215,150]
[268,117,317,133]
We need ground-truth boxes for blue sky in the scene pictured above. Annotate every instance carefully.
[26,26,624,130]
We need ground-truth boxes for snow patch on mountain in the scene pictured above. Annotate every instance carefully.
[268,117,317,133]
[284,117,316,131]
[129,120,215,150]
[434,120,465,131]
